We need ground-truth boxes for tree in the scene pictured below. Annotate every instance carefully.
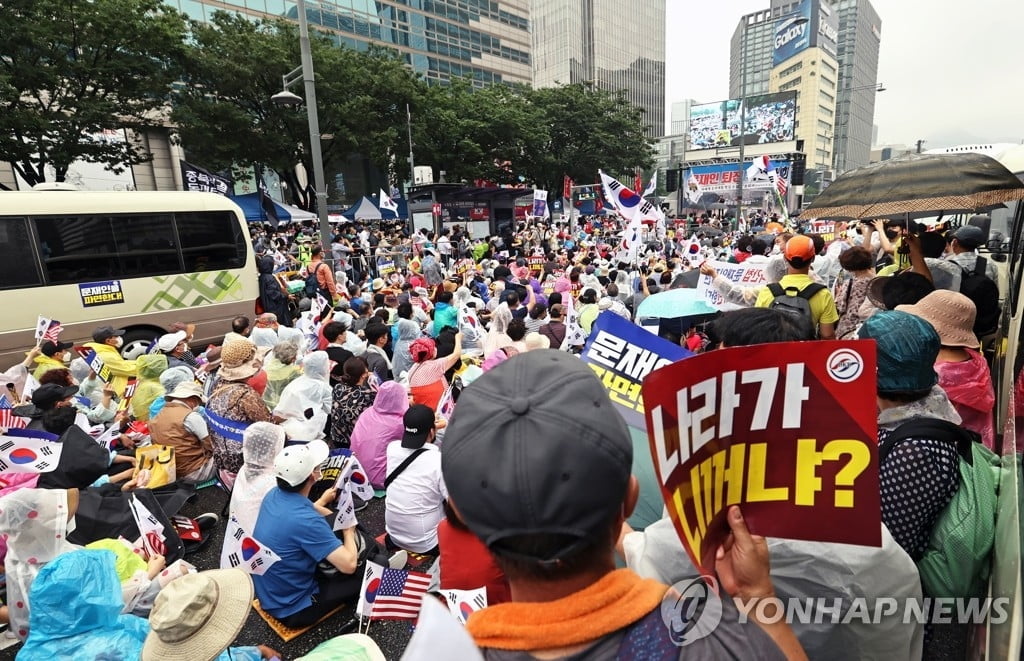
[0,0,188,187]
[173,12,424,208]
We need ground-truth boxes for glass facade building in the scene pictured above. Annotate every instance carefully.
[730,9,774,99]
[531,0,666,137]
[166,0,532,86]
[832,0,881,173]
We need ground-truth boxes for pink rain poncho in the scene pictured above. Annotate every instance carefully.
[936,349,996,449]
[349,381,409,489]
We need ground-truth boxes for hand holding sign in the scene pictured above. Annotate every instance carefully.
[643,341,881,571]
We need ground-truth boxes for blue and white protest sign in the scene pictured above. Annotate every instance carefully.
[580,311,691,430]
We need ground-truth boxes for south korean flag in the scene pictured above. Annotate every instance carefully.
[223,516,280,575]
[0,428,62,474]
[442,588,488,625]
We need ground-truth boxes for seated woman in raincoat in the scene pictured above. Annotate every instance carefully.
[222,422,287,568]
[272,350,332,440]
[131,353,168,421]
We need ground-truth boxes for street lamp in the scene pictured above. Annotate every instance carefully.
[270,0,332,265]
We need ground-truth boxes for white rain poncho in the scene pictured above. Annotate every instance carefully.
[273,351,332,440]
[0,488,77,641]
[222,422,287,568]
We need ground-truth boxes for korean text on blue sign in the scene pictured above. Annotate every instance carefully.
[79,280,124,307]
[580,311,691,430]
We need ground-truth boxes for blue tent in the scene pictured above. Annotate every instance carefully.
[337,195,408,221]
[229,193,316,224]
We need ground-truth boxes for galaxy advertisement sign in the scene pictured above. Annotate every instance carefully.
[773,0,813,67]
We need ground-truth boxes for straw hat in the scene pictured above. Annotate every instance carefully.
[142,569,253,661]
[896,290,979,348]
[166,381,207,404]
[218,338,260,382]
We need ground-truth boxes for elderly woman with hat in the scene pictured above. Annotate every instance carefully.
[149,381,216,484]
[206,339,273,489]
[897,290,995,449]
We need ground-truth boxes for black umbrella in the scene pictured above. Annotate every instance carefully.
[804,153,1024,220]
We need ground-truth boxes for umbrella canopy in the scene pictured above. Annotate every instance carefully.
[636,288,719,320]
[229,193,315,223]
[805,152,1024,220]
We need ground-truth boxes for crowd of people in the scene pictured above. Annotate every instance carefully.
[0,208,1007,660]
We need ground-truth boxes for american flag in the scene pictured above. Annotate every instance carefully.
[768,168,788,197]
[0,395,27,430]
[365,564,431,620]
[42,320,62,343]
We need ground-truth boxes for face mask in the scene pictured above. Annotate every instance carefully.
[113,336,124,349]
[771,244,781,255]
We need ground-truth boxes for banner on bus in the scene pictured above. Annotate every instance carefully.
[642,341,881,571]
[79,280,124,308]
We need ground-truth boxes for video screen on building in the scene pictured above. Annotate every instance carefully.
[688,91,797,150]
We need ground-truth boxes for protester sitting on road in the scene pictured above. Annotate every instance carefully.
[392,302,423,381]
[148,365,197,420]
[483,303,514,355]
[251,313,281,351]
[208,338,273,489]
[224,315,252,345]
[69,357,118,424]
[131,353,168,422]
[261,341,302,411]
[385,405,447,555]
[83,325,137,397]
[362,322,393,383]
[537,303,566,348]
[253,441,365,628]
[897,290,996,449]
[407,334,461,411]
[330,357,375,449]
[224,421,287,544]
[441,350,805,659]
[149,381,216,484]
[273,350,332,440]
[32,339,73,380]
[350,381,410,489]
[438,500,511,606]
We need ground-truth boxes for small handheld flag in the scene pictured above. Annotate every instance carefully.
[223,516,281,575]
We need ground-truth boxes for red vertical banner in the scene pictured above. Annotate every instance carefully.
[642,341,881,571]
[562,175,573,201]
[634,171,643,195]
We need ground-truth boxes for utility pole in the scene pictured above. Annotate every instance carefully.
[406,104,416,190]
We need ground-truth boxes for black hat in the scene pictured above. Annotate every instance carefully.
[40,340,73,357]
[401,404,436,449]
[91,326,125,343]
[441,350,631,565]
[950,225,986,250]
[31,383,79,410]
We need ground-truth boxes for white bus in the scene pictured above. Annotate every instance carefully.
[0,191,259,363]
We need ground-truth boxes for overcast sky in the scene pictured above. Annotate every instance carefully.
[665,0,1024,149]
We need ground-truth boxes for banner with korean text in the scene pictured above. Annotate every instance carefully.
[581,311,691,430]
[696,260,768,311]
[642,341,881,571]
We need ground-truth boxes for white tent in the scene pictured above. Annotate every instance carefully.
[351,196,382,221]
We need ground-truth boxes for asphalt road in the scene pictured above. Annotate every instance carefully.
[1,484,415,660]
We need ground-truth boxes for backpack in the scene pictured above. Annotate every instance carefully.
[879,418,999,598]
[958,256,1000,337]
[304,262,329,299]
[766,282,826,323]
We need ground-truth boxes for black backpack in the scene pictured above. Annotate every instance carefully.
[958,257,999,337]
[304,262,329,299]
[767,282,826,323]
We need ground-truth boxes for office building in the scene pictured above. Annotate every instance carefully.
[731,0,880,173]
[832,0,882,172]
[165,0,532,86]
[670,99,696,136]
[531,0,666,137]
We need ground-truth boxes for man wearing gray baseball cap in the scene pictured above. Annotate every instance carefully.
[441,350,805,659]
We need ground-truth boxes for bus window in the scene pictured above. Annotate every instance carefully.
[176,211,247,271]
[32,213,180,284]
[0,218,43,290]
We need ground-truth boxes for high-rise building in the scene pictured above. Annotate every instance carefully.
[832,0,882,173]
[164,0,532,86]
[731,0,880,173]
[531,0,666,137]
[670,100,696,136]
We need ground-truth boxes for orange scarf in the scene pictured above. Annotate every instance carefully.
[466,569,667,651]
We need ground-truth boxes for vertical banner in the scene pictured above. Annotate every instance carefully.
[642,341,881,571]
[532,190,549,220]
[580,311,691,430]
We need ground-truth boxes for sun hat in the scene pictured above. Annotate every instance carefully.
[370,278,386,292]
[31,383,79,410]
[524,332,551,351]
[39,340,73,357]
[858,310,939,393]
[897,290,979,348]
[401,404,436,449]
[783,235,816,264]
[274,439,330,487]
[166,381,207,404]
[441,350,631,564]
[218,338,260,382]
[156,330,188,353]
[141,569,253,661]
[91,326,124,343]
[950,225,985,250]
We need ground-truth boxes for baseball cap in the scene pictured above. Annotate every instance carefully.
[783,235,816,264]
[858,310,939,393]
[273,440,330,487]
[31,383,79,410]
[40,340,73,357]
[442,350,632,565]
[950,225,986,250]
[402,404,436,449]
[156,330,188,353]
[92,326,125,343]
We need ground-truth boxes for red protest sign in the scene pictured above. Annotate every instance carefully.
[642,341,881,571]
